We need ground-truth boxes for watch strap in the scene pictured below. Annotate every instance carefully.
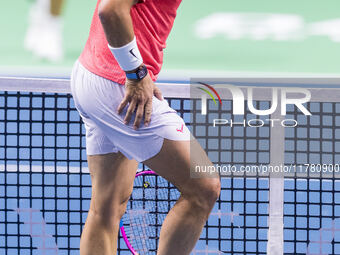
[125,65,148,81]
[126,72,138,80]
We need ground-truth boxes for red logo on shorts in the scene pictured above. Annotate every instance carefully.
[176,124,184,133]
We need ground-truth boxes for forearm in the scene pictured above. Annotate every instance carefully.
[98,0,136,47]
[98,0,163,129]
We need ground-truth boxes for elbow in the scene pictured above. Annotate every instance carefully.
[98,0,129,23]
[98,1,115,22]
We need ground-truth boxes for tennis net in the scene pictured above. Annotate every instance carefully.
[1,76,340,254]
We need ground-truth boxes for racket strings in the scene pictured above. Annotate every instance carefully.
[122,174,180,254]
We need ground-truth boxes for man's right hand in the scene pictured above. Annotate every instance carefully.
[117,74,163,130]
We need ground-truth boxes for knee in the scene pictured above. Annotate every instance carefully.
[199,178,221,208]
[90,193,130,227]
[185,178,221,217]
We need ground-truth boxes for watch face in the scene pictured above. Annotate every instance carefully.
[137,66,148,79]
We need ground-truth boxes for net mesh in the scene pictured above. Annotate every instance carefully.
[284,101,340,255]
[0,91,89,255]
[0,77,340,254]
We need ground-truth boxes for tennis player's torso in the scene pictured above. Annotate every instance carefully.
[79,0,182,85]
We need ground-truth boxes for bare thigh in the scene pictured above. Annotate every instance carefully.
[143,138,220,202]
[79,152,138,255]
[87,152,138,220]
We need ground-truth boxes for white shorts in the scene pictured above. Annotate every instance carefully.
[70,61,191,162]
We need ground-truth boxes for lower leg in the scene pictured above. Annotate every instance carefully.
[157,195,215,255]
[80,209,120,254]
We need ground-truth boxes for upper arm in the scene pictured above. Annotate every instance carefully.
[98,0,141,46]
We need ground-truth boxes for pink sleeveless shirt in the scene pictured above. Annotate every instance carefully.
[79,0,182,85]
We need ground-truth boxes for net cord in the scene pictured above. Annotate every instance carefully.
[0,76,191,97]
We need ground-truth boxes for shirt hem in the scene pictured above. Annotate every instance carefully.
[79,58,126,85]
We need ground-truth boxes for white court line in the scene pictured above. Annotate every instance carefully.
[0,164,89,173]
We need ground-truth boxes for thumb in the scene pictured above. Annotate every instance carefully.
[153,87,163,100]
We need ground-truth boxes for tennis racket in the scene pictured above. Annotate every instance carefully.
[120,170,180,255]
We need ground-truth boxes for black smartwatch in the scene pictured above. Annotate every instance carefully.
[125,65,148,81]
